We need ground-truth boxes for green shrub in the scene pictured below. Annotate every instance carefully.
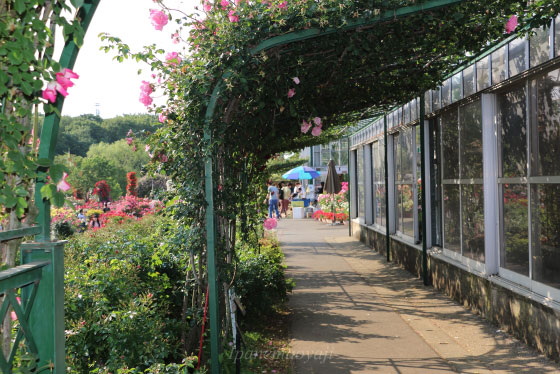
[234,237,293,319]
[64,214,189,373]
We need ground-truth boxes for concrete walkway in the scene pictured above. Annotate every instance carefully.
[277,219,560,374]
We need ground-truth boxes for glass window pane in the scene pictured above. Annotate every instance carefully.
[404,103,410,124]
[441,109,459,179]
[531,184,560,288]
[452,73,462,103]
[534,69,560,176]
[416,128,422,242]
[357,146,364,217]
[402,184,414,237]
[477,57,490,91]
[462,184,485,262]
[492,46,507,84]
[433,88,441,111]
[502,184,529,276]
[395,133,401,182]
[411,98,417,122]
[442,79,451,107]
[498,84,527,177]
[554,16,560,57]
[530,26,550,67]
[424,91,431,114]
[379,139,386,227]
[401,128,414,183]
[464,66,475,97]
[443,185,461,253]
[460,100,483,179]
[509,38,527,77]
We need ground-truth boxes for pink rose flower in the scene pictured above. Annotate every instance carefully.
[57,172,71,192]
[278,1,287,9]
[159,153,168,162]
[263,218,277,230]
[313,117,321,126]
[301,120,311,134]
[505,15,518,34]
[203,0,212,11]
[311,126,322,137]
[287,88,295,98]
[140,81,153,95]
[165,52,182,66]
[150,9,168,31]
[171,33,180,44]
[220,0,228,7]
[292,77,300,85]
[55,68,79,89]
[42,85,57,103]
[139,92,153,106]
[159,113,168,123]
[228,10,239,22]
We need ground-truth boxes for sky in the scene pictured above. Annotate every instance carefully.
[57,0,196,119]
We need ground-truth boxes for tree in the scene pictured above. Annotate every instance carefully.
[64,156,127,200]
[126,172,138,196]
[87,139,150,175]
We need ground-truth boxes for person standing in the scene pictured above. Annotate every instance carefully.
[281,182,292,216]
[267,181,280,218]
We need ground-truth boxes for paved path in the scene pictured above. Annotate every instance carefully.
[277,219,560,374]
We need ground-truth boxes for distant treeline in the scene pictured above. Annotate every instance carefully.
[53,114,159,157]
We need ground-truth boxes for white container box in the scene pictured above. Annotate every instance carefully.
[292,207,305,219]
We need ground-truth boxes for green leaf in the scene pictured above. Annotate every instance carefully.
[14,0,25,14]
[36,158,52,167]
[70,0,84,8]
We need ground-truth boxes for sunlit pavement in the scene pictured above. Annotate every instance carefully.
[276,219,560,374]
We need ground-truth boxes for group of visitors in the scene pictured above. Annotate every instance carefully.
[266,180,324,218]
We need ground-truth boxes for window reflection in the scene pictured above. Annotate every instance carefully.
[534,69,560,176]
[499,84,527,178]
[462,185,485,262]
[492,47,507,84]
[441,109,459,179]
[530,26,550,67]
[443,185,461,253]
[477,57,490,90]
[357,146,364,217]
[460,101,483,179]
[532,184,560,288]
[509,38,527,77]
[502,184,529,276]
[464,66,475,97]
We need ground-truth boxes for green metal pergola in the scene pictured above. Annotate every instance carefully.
[31,0,471,372]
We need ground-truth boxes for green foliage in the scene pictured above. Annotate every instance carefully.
[64,214,190,372]
[137,174,168,198]
[55,114,158,156]
[234,237,294,319]
[88,139,150,176]
[0,1,87,217]
[56,155,126,199]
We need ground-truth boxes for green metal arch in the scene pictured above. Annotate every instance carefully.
[204,1,466,372]
[36,0,101,242]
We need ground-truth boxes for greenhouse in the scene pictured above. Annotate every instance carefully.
[349,16,560,357]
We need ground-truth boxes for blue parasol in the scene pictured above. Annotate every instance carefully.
[282,166,320,180]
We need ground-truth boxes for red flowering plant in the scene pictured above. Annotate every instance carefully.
[127,172,138,197]
[93,180,111,203]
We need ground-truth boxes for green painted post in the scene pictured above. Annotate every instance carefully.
[384,115,390,262]
[35,0,100,242]
[20,242,65,373]
[204,79,227,374]
[419,96,429,286]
